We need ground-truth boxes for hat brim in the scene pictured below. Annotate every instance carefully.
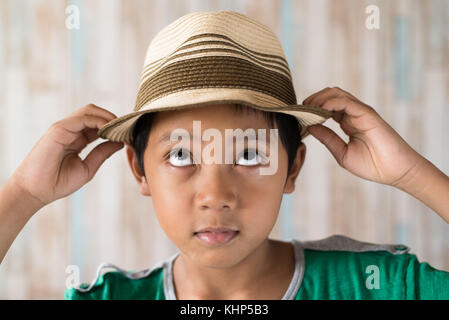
[97,100,333,143]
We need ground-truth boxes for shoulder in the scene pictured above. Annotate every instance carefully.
[296,234,413,271]
[298,234,412,264]
[294,234,418,299]
[299,234,410,255]
[295,234,449,299]
[64,261,167,300]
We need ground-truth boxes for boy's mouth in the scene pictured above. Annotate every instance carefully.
[194,227,238,233]
[193,227,239,246]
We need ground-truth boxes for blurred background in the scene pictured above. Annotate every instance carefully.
[0,0,448,299]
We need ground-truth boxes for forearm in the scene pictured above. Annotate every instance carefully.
[0,177,44,264]
[395,156,449,225]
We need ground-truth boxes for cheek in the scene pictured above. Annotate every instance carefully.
[147,164,193,239]
[236,172,285,233]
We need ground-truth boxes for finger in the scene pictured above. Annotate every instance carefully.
[307,89,348,108]
[70,103,118,122]
[307,124,347,166]
[83,141,124,181]
[303,87,360,106]
[51,116,109,146]
[67,128,102,153]
[332,110,345,123]
[84,128,102,144]
[302,87,331,105]
[321,97,373,118]
[61,115,108,133]
[331,87,359,100]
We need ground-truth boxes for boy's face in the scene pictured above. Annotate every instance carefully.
[126,104,306,268]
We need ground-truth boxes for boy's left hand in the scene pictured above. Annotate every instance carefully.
[303,87,424,189]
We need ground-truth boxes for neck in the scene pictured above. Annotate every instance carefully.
[173,238,283,299]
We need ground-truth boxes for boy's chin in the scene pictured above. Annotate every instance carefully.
[189,246,246,269]
[194,254,243,269]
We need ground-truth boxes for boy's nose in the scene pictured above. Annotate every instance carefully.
[194,165,238,213]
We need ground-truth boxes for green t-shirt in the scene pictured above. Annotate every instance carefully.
[64,234,449,300]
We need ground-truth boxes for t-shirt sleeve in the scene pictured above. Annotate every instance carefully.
[297,248,449,300]
[64,267,166,300]
[64,273,112,300]
[405,254,449,299]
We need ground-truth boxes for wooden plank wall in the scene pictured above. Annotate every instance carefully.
[0,0,448,299]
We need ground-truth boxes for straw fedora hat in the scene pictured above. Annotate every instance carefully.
[97,10,333,143]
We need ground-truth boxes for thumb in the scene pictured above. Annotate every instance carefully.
[83,141,124,181]
[307,124,347,166]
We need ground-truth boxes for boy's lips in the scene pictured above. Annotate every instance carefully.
[193,227,239,246]
[194,226,238,233]
[194,231,239,246]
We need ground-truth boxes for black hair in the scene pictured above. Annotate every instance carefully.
[131,104,302,178]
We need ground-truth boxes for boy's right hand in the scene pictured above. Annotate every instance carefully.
[9,104,124,209]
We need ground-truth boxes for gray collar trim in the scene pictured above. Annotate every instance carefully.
[163,251,180,300]
[281,239,305,300]
[163,239,305,300]
[300,234,410,255]
[74,260,166,293]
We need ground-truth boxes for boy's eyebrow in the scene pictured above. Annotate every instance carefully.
[157,130,193,145]
[157,127,272,145]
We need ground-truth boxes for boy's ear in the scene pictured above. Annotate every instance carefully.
[283,143,306,194]
[125,143,151,196]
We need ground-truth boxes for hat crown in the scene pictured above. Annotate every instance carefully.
[135,10,296,113]
[144,11,288,69]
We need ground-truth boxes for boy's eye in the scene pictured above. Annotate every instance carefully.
[166,148,268,167]
[236,149,268,166]
[167,148,193,167]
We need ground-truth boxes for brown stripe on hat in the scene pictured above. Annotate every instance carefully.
[140,33,291,80]
[138,54,296,104]
[135,55,297,112]
[140,43,292,85]
[141,45,292,86]
[142,33,290,71]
